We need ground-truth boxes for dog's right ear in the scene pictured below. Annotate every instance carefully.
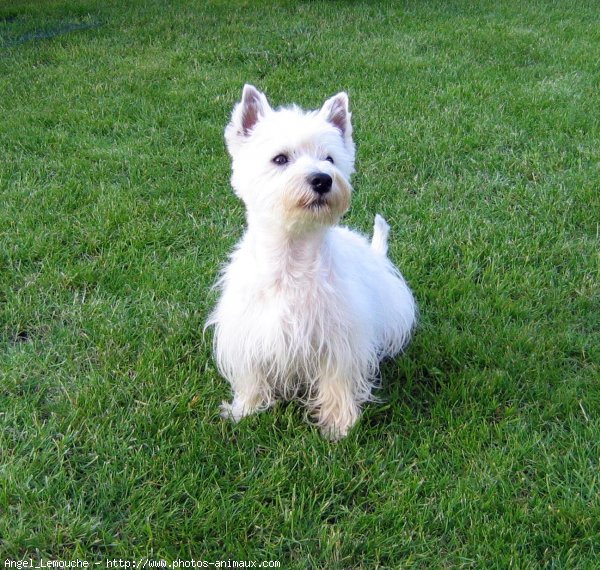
[225,84,272,154]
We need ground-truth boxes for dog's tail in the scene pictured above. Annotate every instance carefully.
[371,214,390,256]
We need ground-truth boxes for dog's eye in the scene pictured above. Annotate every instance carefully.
[272,154,289,166]
[325,156,334,164]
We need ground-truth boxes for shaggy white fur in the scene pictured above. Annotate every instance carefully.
[206,85,416,439]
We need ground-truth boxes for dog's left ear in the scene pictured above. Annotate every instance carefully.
[320,92,353,142]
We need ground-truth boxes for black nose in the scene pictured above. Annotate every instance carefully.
[308,172,333,195]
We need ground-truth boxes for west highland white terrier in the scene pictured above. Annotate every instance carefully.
[206,85,416,439]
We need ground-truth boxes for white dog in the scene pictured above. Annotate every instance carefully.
[206,85,416,439]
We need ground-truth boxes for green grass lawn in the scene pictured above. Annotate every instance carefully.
[1,0,599,567]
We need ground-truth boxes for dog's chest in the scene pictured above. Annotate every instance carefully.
[254,275,343,384]
[224,236,355,376]
[260,268,338,334]
[248,260,346,350]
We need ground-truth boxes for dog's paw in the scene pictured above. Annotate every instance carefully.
[220,394,270,422]
[220,400,247,422]
[316,405,360,441]
[320,423,351,441]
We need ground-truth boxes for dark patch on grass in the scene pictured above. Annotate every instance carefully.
[1,20,103,48]
[1,329,33,345]
[14,330,30,343]
[0,14,18,24]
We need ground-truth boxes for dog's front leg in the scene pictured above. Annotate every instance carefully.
[313,372,361,440]
[220,376,271,422]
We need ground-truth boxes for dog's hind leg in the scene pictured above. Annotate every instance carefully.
[371,214,390,256]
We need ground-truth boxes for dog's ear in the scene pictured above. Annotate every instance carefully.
[320,92,353,142]
[225,84,272,153]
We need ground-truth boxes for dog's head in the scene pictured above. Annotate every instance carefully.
[225,85,356,234]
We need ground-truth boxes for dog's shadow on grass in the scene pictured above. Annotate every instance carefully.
[358,343,446,435]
